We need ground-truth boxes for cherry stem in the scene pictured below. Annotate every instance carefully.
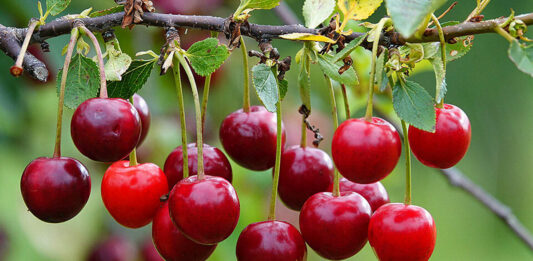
[201,73,211,134]
[466,0,491,22]
[326,75,341,197]
[80,26,107,98]
[53,28,79,158]
[340,84,350,119]
[240,37,251,113]
[494,26,516,43]
[268,95,283,221]
[172,60,189,179]
[300,115,307,148]
[431,13,446,108]
[365,18,388,122]
[401,120,412,205]
[176,52,204,180]
[12,20,39,76]
[128,96,139,166]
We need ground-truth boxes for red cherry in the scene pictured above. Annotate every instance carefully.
[21,157,91,223]
[101,161,168,228]
[140,238,163,261]
[0,226,7,260]
[133,94,151,146]
[168,175,240,245]
[163,143,232,190]
[278,145,333,211]
[219,106,286,171]
[88,236,136,261]
[332,117,401,184]
[152,202,216,261]
[333,178,390,212]
[408,104,471,169]
[299,192,371,260]
[71,98,141,162]
[368,203,437,261]
[236,220,307,261]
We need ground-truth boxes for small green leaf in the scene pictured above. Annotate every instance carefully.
[108,59,157,99]
[279,79,288,101]
[317,54,358,87]
[375,49,388,91]
[89,6,124,17]
[252,64,279,112]
[104,41,132,81]
[303,0,336,28]
[385,0,447,37]
[509,41,533,78]
[392,80,435,131]
[333,34,367,62]
[56,54,100,109]
[446,35,473,62]
[46,0,71,16]
[429,58,446,103]
[185,38,229,77]
[236,0,280,16]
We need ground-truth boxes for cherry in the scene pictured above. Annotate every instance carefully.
[152,202,216,261]
[21,157,91,223]
[329,178,389,212]
[71,98,141,162]
[299,192,371,260]
[368,203,437,261]
[332,117,401,184]
[0,226,8,260]
[236,220,307,261]
[278,145,333,211]
[219,106,286,171]
[408,104,471,169]
[140,238,163,261]
[88,236,136,261]
[164,143,232,190]
[133,94,151,146]
[101,160,168,228]
[168,175,240,245]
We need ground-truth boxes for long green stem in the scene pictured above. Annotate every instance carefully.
[54,28,79,158]
[431,13,446,108]
[340,84,350,119]
[494,26,516,43]
[201,73,211,134]
[172,61,189,179]
[300,116,307,148]
[401,120,412,205]
[80,26,108,98]
[365,18,389,121]
[326,76,341,197]
[240,37,251,112]
[268,98,283,221]
[128,96,139,166]
[176,52,204,180]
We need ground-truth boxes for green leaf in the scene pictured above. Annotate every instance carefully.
[89,6,124,17]
[279,79,288,101]
[185,38,229,77]
[375,49,388,91]
[509,41,533,78]
[46,0,71,16]
[430,58,446,103]
[317,54,358,87]
[252,64,279,112]
[303,0,336,28]
[280,33,335,43]
[333,34,367,62]
[236,0,280,15]
[446,36,473,62]
[385,0,447,37]
[104,41,132,81]
[56,54,100,109]
[338,0,384,21]
[108,59,157,99]
[392,80,435,131]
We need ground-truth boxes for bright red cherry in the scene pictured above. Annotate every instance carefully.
[88,236,136,261]
[164,143,232,190]
[278,146,333,211]
[133,94,151,146]
[299,192,371,260]
[332,117,401,184]
[219,106,286,171]
[140,238,163,261]
[368,203,437,261]
[169,175,240,245]
[408,104,471,169]
[332,178,389,212]
[236,220,307,261]
[101,161,168,228]
[71,98,141,162]
[152,202,216,261]
[21,157,91,223]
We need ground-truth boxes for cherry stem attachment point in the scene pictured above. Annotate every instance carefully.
[326,75,341,197]
[241,37,251,113]
[11,20,39,77]
[172,60,189,179]
[401,120,412,205]
[80,26,107,98]
[268,69,283,221]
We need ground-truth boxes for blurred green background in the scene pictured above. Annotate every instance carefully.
[1,0,532,260]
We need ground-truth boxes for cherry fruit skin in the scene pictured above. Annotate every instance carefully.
[278,146,334,211]
[368,203,437,261]
[169,175,240,245]
[299,192,371,260]
[236,220,307,261]
[333,178,390,212]
[164,143,232,190]
[152,202,216,261]
[332,117,401,184]
[219,106,286,171]
[133,94,151,146]
[101,161,168,228]
[21,157,91,223]
[408,104,471,169]
[71,98,141,162]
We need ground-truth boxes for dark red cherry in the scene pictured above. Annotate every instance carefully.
[278,145,333,211]
[21,157,91,223]
[219,106,286,171]
[71,98,141,162]
[164,143,232,190]
[140,238,163,261]
[299,192,371,260]
[332,117,401,184]
[133,94,151,146]
[101,161,168,228]
[169,175,240,245]
[332,178,389,212]
[88,236,136,261]
[0,226,7,260]
[236,220,307,261]
[152,202,216,261]
[368,203,437,261]
[408,104,471,169]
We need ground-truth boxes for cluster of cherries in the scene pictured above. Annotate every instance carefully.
[21,89,471,260]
